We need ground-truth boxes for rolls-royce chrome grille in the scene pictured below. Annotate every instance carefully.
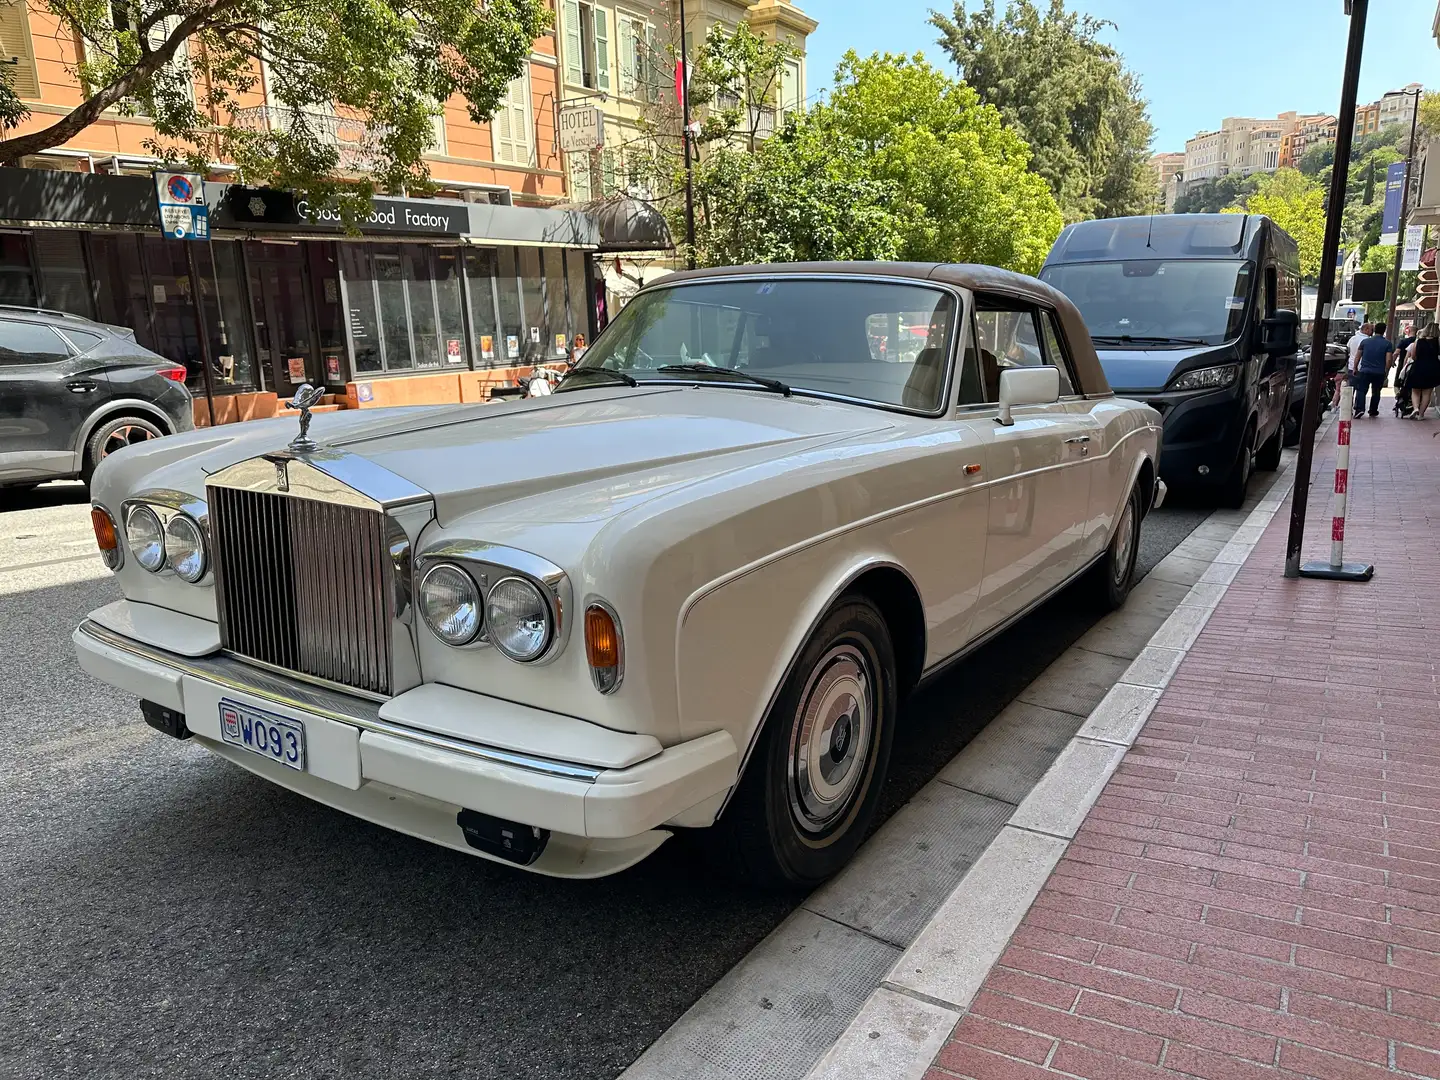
[209,486,395,697]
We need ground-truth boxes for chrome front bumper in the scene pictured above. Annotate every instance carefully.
[74,615,737,877]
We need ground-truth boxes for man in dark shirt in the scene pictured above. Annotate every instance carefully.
[1353,321,1394,418]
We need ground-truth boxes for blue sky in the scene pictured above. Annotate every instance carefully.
[802,0,1435,152]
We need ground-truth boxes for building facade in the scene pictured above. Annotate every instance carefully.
[0,0,620,423]
[1279,115,1338,169]
[1183,113,1306,183]
[1149,152,1184,212]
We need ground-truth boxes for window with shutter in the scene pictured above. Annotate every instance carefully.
[492,71,533,166]
[0,0,40,100]
[618,18,636,95]
[562,0,582,87]
[594,9,609,92]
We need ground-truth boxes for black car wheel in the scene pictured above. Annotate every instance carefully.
[1256,421,1283,472]
[84,416,163,483]
[1219,422,1255,508]
[1086,481,1142,611]
[714,594,896,890]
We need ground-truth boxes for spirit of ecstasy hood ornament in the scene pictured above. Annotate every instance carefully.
[287,384,326,453]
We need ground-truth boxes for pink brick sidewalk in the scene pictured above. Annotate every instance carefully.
[929,410,1440,1080]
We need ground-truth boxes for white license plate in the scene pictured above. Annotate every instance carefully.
[219,699,306,771]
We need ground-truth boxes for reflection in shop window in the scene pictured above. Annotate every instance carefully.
[544,248,568,358]
[434,248,467,366]
[141,235,201,375]
[404,243,442,369]
[34,231,93,319]
[566,250,589,345]
[373,245,413,371]
[90,234,150,348]
[518,247,543,360]
[465,248,500,368]
[496,247,523,362]
[341,245,382,374]
[195,240,257,392]
[0,234,36,305]
[307,244,346,384]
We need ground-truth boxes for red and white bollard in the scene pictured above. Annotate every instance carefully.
[1300,381,1374,581]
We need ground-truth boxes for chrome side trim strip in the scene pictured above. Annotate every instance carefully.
[80,621,602,784]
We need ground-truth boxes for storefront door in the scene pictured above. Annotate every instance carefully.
[246,242,317,392]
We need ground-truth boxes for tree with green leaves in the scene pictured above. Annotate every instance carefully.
[687,51,1063,272]
[0,0,549,217]
[1223,168,1326,281]
[929,0,1155,222]
[1172,173,1260,216]
[1358,242,1416,322]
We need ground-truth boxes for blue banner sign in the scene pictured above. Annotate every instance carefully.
[1380,161,1407,245]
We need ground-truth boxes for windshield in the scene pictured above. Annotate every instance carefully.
[1040,260,1254,346]
[568,278,958,411]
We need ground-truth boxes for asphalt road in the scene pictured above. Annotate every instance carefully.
[0,482,1209,1080]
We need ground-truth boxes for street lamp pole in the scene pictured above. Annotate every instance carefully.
[1386,88,1423,333]
[1285,0,1369,577]
[678,0,696,269]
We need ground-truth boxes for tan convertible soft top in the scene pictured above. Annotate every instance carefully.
[651,261,1112,399]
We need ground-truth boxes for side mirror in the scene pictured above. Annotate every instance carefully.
[997,366,1061,426]
[1261,310,1299,354]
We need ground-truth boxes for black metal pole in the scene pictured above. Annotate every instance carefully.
[1285,0,1368,577]
[678,0,696,269]
[1386,90,1422,333]
[184,239,218,428]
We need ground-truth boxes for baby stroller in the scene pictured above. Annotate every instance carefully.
[1394,354,1416,417]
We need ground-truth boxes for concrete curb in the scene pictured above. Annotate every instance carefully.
[803,437,1319,1080]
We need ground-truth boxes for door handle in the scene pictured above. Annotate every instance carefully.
[66,379,98,394]
[1063,435,1091,444]
[1064,434,1090,456]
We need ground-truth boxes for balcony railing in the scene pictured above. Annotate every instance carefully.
[231,105,385,170]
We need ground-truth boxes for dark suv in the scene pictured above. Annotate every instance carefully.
[0,306,193,491]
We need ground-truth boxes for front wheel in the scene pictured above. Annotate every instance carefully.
[1219,425,1255,508]
[1256,422,1283,471]
[713,595,897,890]
[1086,481,1142,611]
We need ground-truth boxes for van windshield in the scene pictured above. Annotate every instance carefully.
[1040,260,1254,347]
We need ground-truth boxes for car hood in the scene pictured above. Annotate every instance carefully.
[1097,345,1234,394]
[98,387,890,526]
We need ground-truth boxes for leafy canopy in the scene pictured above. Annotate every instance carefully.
[0,0,550,216]
[1222,168,1326,281]
[687,51,1063,273]
[930,0,1156,222]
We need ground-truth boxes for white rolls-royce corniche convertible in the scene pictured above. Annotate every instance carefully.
[75,263,1162,888]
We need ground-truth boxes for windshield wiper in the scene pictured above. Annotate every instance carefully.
[1092,334,1211,346]
[556,367,637,390]
[654,363,791,396]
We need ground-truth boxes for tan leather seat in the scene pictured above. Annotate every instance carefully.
[902,347,944,410]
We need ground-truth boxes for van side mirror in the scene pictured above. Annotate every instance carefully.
[1261,310,1299,354]
[997,366,1061,426]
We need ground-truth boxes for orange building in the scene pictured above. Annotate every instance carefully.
[0,0,623,424]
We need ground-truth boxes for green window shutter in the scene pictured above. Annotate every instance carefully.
[562,0,582,87]
[594,9,609,93]
[0,0,41,100]
[619,18,635,95]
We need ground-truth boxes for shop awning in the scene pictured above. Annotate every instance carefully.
[565,197,674,253]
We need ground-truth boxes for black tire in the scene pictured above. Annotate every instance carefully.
[1256,421,1283,471]
[1219,423,1255,509]
[1086,482,1143,611]
[1282,405,1302,448]
[83,415,163,484]
[713,594,897,891]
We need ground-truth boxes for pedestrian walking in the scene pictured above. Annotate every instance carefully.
[1406,324,1440,420]
[1336,322,1371,408]
[1353,321,1395,418]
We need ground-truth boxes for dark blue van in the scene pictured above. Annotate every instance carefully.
[1041,214,1301,507]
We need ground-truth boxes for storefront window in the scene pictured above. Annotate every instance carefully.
[245,240,314,390]
[566,250,590,344]
[434,248,467,367]
[0,233,36,305]
[33,231,93,318]
[195,240,258,393]
[495,247,524,363]
[373,245,413,371]
[544,248,568,359]
[404,244,442,370]
[307,243,346,385]
[141,235,202,375]
[465,248,500,368]
[90,234,150,345]
[517,247,544,361]
[341,245,382,374]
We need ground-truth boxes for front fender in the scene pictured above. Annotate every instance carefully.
[675,545,919,811]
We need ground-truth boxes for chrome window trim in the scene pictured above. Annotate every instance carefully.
[79,620,602,783]
[415,541,570,664]
[584,272,966,420]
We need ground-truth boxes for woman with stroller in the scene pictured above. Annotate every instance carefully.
[1405,324,1440,420]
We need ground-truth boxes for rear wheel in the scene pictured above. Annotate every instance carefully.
[1282,405,1302,448]
[1256,421,1283,471]
[1086,482,1142,611]
[83,416,163,484]
[713,595,897,890]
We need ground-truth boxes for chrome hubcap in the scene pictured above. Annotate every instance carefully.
[788,645,873,835]
[1113,499,1136,587]
[101,425,156,460]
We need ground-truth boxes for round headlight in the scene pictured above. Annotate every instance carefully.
[126,505,166,572]
[419,564,482,646]
[164,514,207,583]
[486,576,552,662]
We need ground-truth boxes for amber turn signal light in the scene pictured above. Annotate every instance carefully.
[584,603,623,694]
[91,506,122,570]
